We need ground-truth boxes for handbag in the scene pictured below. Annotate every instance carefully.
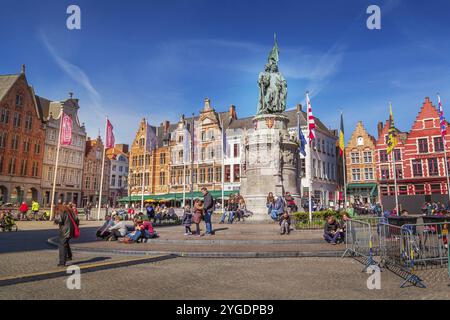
[67,211,80,239]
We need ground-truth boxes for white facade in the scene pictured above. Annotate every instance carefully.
[223,128,242,192]
[109,153,129,205]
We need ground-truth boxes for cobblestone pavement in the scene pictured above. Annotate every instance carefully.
[0,257,449,300]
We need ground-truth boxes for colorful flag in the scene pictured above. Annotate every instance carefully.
[60,112,73,146]
[438,95,447,140]
[183,126,190,164]
[386,103,398,154]
[146,123,157,153]
[297,111,307,157]
[306,92,316,142]
[339,113,345,156]
[105,119,115,148]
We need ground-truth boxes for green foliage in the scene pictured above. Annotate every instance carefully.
[292,210,347,229]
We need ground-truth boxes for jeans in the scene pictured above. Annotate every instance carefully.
[204,210,213,234]
[324,232,341,244]
[271,210,280,220]
[220,211,235,223]
[59,237,72,265]
[280,221,290,234]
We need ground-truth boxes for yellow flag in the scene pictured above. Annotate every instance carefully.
[387,103,398,154]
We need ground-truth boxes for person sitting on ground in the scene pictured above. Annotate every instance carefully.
[236,198,247,222]
[123,219,144,243]
[220,197,237,224]
[108,216,127,241]
[340,213,351,242]
[284,192,297,213]
[167,205,178,222]
[279,211,291,235]
[271,196,285,221]
[323,216,343,245]
[266,192,275,216]
[182,205,193,235]
[141,219,156,240]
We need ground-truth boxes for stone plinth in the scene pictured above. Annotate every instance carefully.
[240,114,301,221]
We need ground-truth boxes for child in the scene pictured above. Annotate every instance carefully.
[279,211,291,235]
[182,205,193,235]
[193,199,203,236]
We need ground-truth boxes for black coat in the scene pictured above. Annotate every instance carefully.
[203,193,214,212]
[55,211,79,239]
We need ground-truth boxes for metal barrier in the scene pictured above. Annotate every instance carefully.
[342,220,377,271]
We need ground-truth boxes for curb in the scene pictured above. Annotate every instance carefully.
[47,237,344,259]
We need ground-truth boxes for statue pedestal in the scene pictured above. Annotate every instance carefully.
[240,114,301,221]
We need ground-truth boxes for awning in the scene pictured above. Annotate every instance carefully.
[118,190,237,203]
[347,183,377,189]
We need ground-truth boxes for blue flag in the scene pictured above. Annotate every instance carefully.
[298,113,307,157]
[146,124,157,153]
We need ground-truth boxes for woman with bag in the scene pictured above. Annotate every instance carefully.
[193,199,204,236]
[54,204,79,267]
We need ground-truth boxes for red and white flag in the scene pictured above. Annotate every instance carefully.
[306,92,316,142]
[60,112,73,146]
[105,119,115,148]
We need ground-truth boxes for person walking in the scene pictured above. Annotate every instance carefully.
[31,200,40,220]
[54,205,79,267]
[201,187,214,235]
[181,205,193,235]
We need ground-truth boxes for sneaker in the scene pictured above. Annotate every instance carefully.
[184,233,189,236]
[188,232,192,235]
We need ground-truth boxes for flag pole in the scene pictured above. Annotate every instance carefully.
[341,112,348,210]
[190,113,195,206]
[392,148,399,216]
[221,118,225,217]
[141,119,147,213]
[50,106,64,220]
[97,117,108,221]
[307,92,313,222]
[438,94,450,205]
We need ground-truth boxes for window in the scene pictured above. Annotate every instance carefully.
[13,113,21,128]
[322,162,326,179]
[199,168,205,183]
[364,168,374,180]
[412,159,423,177]
[395,164,403,179]
[418,138,428,153]
[428,158,439,176]
[357,137,364,146]
[8,158,16,175]
[207,167,213,183]
[434,137,444,152]
[415,185,425,195]
[118,176,123,188]
[431,184,441,194]
[379,150,388,163]
[201,147,206,161]
[317,139,321,151]
[351,152,360,164]
[11,134,19,150]
[159,172,166,185]
[15,95,23,107]
[312,159,317,178]
[224,165,231,182]
[0,132,7,148]
[1,108,9,124]
[234,144,239,158]
[25,115,32,130]
[300,159,306,177]
[23,138,30,153]
[111,175,116,187]
[34,141,41,154]
[381,166,390,180]
[215,167,221,182]
[363,151,372,163]
[394,149,401,161]
[179,150,184,162]
[208,147,214,159]
[201,131,206,142]
[399,186,407,195]
[352,169,361,181]
[160,153,166,165]
[85,176,90,189]
[233,164,240,182]
[192,169,197,183]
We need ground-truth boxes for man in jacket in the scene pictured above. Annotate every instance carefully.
[31,201,40,220]
[54,205,79,267]
[323,216,342,245]
[202,187,214,235]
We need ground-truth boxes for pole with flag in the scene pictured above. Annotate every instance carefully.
[50,107,72,220]
[387,103,399,216]
[438,95,450,205]
[339,112,347,210]
[306,92,316,222]
[182,123,190,207]
[221,118,226,217]
[140,119,148,213]
[98,117,115,220]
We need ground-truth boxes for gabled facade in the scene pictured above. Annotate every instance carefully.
[0,66,45,205]
[345,121,378,204]
[106,144,129,206]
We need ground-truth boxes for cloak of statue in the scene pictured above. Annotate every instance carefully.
[257,35,288,115]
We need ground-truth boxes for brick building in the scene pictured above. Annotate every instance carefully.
[82,136,110,207]
[106,144,129,206]
[0,66,45,205]
[376,97,450,211]
[345,121,378,204]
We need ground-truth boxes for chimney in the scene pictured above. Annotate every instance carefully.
[163,120,170,133]
[21,64,26,74]
[296,104,303,112]
[229,105,237,119]
[377,122,384,138]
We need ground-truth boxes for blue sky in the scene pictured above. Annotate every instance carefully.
[1,0,450,143]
